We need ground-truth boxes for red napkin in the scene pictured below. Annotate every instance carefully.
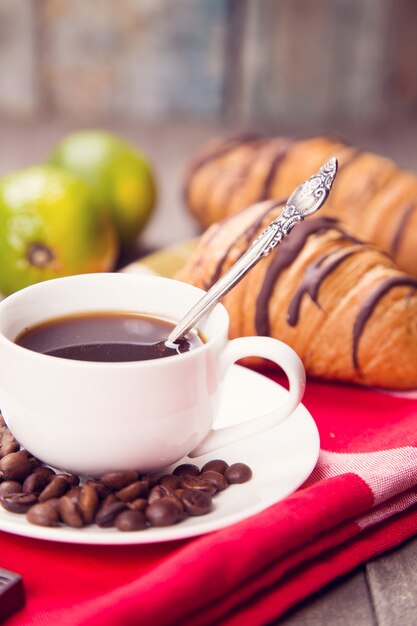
[3,373,417,626]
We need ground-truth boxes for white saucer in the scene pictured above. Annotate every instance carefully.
[0,366,319,545]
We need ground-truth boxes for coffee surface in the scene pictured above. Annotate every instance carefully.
[15,312,204,362]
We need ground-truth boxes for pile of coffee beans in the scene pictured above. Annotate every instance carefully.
[0,415,252,532]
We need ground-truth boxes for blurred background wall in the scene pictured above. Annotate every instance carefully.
[1,0,416,130]
[0,0,416,248]
[0,0,417,128]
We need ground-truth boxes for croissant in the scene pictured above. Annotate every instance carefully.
[184,135,417,277]
[177,200,417,389]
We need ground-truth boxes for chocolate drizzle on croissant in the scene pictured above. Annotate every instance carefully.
[390,202,415,255]
[207,200,283,288]
[287,247,363,326]
[184,134,260,204]
[254,216,417,371]
[188,134,259,176]
[352,276,417,369]
[259,140,294,200]
[255,216,360,336]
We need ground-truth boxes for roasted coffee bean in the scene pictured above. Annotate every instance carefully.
[58,495,84,528]
[30,467,55,487]
[0,428,245,531]
[115,510,147,532]
[127,498,147,512]
[45,497,60,512]
[140,473,158,488]
[158,483,177,497]
[148,486,166,504]
[224,463,252,484]
[0,493,37,513]
[200,471,228,492]
[172,463,200,478]
[100,471,138,490]
[158,474,180,490]
[0,481,22,497]
[66,486,82,505]
[0,430,19,459]
[0,451,35,481]
[79,484,99,524]
[180,477,216,496]
[180,489,212,516]
[38,475,69,502]
[115,480,149,502]
[62,474,80,487]
[145,497,182,527]
[163,495,184,515]
[23,471,51,495]
[201,459,229,475]
[95,501,127,527]
[102,493,118,507]
[32,466,55,480]
[27,502,59,527]
[85,479,111,499]
[25,454,41,469]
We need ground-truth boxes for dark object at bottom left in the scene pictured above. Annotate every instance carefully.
[0,567,25,621]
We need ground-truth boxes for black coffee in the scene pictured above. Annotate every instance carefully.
[15,312,204,362]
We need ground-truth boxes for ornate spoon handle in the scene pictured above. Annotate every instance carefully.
[166,157,338,346]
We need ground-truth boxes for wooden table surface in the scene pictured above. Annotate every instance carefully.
[1,118,417,626]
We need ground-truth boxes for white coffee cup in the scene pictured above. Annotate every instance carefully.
[0,273,305,475]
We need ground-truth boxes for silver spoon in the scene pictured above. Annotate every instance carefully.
[166,156,338,347]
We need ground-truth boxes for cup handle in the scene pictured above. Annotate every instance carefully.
[189,336,305,457]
